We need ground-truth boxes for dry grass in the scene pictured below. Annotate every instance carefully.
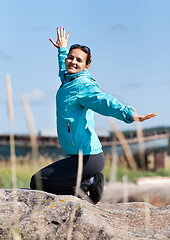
[109,119,138,171]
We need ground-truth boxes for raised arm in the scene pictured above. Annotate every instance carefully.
[49,26,70,82]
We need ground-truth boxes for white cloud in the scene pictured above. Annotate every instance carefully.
[0,89,47,105]
[27,89,46,102]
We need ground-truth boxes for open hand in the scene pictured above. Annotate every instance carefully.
[49,26,70,49]
[133,113,158,122]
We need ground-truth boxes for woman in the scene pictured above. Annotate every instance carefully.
[30,27,157,204]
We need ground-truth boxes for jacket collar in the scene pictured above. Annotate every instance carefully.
[65,70,90,82]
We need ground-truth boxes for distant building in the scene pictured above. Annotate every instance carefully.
[39,128,110,138]
[38,129,57,137]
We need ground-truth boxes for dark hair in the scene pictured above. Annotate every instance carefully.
[68,44,92,66]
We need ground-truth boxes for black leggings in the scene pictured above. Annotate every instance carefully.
[30,152,105,195]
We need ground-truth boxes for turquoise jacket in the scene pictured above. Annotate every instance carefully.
[56,47,135,155]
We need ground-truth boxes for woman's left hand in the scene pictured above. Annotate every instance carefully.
[49,26,70,49]
[133,113,157,122]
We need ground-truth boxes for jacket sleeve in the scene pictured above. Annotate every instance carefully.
[58,47,68,82]
[77,81,135,123]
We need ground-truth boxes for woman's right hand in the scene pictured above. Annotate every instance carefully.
[133,112,157,122]
[49,26,70,49]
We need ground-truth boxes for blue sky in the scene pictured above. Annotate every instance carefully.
[0,0,170,135]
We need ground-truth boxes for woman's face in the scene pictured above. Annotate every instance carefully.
[65,49,89,75]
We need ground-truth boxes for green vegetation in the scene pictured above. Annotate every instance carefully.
[0,157,170,189]
[102,163,170,182]
[1,125,170,189]
[0,158,52,189]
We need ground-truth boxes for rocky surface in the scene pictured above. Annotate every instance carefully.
[0,189,170,239]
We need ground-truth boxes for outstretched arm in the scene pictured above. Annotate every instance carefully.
[78,81,135,123]
[78,80,158,123]
[49,26,70,82]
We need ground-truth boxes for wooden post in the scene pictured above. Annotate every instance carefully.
[154,152,165,170]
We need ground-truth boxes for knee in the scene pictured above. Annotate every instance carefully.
[30,175,36,189]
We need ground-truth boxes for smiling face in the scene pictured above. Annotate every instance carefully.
[65,49,90,75]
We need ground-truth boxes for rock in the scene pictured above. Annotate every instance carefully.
[0,189,169,239]
[102,181,170,207]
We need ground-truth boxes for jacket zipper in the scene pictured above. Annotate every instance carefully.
[68,124,74,146]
